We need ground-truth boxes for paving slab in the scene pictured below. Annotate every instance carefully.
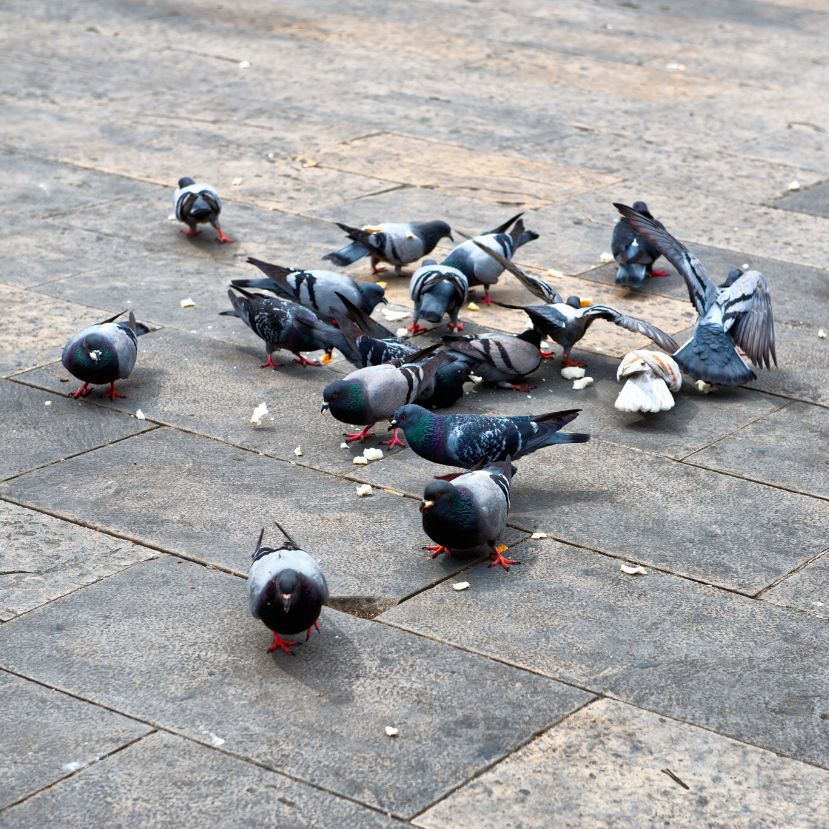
[0,556,592,818]
[415,698,829,829]
[0,379,154,481]
[380,539,829,770]
[0,670,151,811]
[0,731,405,829]
[0,427,519,601]
[763,551,829,620]
[774,178,829,218]
[0,283,119,378]
[0,500,157,621]
[688,401,829,499]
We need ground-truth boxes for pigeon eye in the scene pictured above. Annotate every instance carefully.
[332,392,339,400]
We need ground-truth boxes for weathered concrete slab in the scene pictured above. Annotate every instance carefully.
[0,283,118,378]
[1,731,405,829]
[380,538,829,769]
[0,379,153,481]
[774,179,829,218]
[689,401,829,499]
[0,556,592,818]
[415,699,829,829]
[0,427,521,600]
[0,500,157,621]
[0,671,150,811]
[763,551,829,620]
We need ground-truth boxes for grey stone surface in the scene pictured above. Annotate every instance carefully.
[763,551,829,620]
[0,379,154,481]
[775,179,829,218]
[380,539,829,770]
[0,670,151,810]
[1,731,405,828]
[0,500,156,621]
[0,427,523,601]
[0,556,592,818]
[416,699,829,829]
[689,401,829,499]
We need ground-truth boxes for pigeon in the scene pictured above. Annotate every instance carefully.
[221,287,356,368]
[62,311,150,400]
[323,220,453,275]
[442,213,539,304]
[611,200,668,288]
[475,240,678,367]
[614,203,777,385]
[232,258,387,324]
[248,524,329,655]
[442,329,542,391]
[321,347,453,447]
[420,458,518,571]
[409,262,469,334]
[615,350,682,413]
[417,360,473,409]
[390,404,589,468]
[173,177,234,243]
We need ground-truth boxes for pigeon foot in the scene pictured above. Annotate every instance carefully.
[649,268,669,277]
[267,632,296,655]
[260,355,280,369]
[423,544,451,559]
[489,544,520,571]
[540,350,556,360]
[294,354,322,367]
[380,428,407,449]
[213,226,236,244]
[180,227,200,237]
[507,383,534,392]
[448,322,465,332]
[406,321,428,335]
[70,383,92,399]
[99,383,126,400]
[562,355,586,368]
[343,424,376,442]
[305,619,320,641]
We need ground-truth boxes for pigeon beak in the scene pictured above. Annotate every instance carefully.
[281,593,293,613]
[447,232,455,242]
[420,500,434,512]
[320,402,329,414]
[380,297,389,304]
[389,418,398,427]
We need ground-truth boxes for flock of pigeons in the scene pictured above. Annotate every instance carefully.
[58,179,778,654]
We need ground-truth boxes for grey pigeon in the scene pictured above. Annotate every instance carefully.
[611,200,668,288]
[442,329,543,391]
[221,287,356,368]
[442,213,539,304]
[232,258,387,324]
[61,311,150,400]
[475,240,678,367]
[409,262,469,333]
[420,457,518,571]
[323,220,453,275]
[390,404,589,468]
[173,177,234,243]
[321,347,452,447]
[614,203,777,385]
[248,523,329,655]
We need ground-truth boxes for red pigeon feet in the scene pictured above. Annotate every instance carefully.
[649,268,669,277]
[267,632,295,655]
[482,290,493,305]
[540,350,556,360]
[100,383,126,400]
[380,428,407,449]
[407,321,428,335]
[489,546,520,571]
[562,355,586,368]
[180,227,200,237]
[70,383,92,399]
[305,619,320,641]
[508,383,534,392]
[423,544,451,559]
[294,354,321,367]
[448,322,464,332]
[260,355,280,369]
[344,424,376,443]
[213,226,236,244]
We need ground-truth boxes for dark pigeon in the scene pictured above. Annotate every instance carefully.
[611,200,668,288]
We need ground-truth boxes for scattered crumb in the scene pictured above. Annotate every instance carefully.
[384,726,399,737]
[356,484,373,497]
[352,456,369,465]
[231,176,244,187]
[302,160,318,168]
[321,352,332,365]
[294,446,303,457]
[468,302,480,312]
[495,544,509,554]
[61,762,85,773]
[818,329,827,339]
[44,400,53,406]
[250,402,268,426]
[376,281,388,289]
[599,251,614,264]
[135,409,146,420]
[362,225,384,233]
[470,373,484,384]
[546,267,564,278]
[531,532,548,540]
[561,366,586,380]
[167,213,177,222]
[59,377,69,383]
[238,60,250,69]
[572,376,594,390]
[340,442,349,449]
[788,180,801,191]
[363,447,384,461]
[180,297,196,308]
[741,263,750,270]
[620,563,648,576]
[382,308,409,322]
[665,62,686,71]
[452,582,471,591]
[579,298,593,308]
[395,327,411,338]
[695,380,713,394]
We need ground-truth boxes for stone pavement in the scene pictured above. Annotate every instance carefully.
[1,0,828,825]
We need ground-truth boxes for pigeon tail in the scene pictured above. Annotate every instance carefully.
[231,276,288,295]
[673,324,757,385]
[615,263,647,288]
[323,241,372,266]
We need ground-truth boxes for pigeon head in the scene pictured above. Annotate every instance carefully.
[721,267,744,288]
[321,378,370,423]
[632,200,652,218]
[420,479,456,513]
[425,362,471,409]
[390,403,437,443]
[516,328,543,348]
[189,194,213,221]
[67,332,119,383]
[565,296,582,309]
[421,221,454,248]
[275,568,301,613]
[177,177,196,188]
[359,282,388,311]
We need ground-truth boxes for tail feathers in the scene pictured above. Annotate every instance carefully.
[323,241,371,266]
[246,258,296,285]
[533,408,582,429]
[615,375,675,413]
[516,229,540,249]
[334,292,395,339]
[488,212,524,235]
[548,431,590,445]
[615,264,647,288]
[673,324,756,385]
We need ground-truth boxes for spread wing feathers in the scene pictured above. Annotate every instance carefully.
[613,203,716,315]
[443,334,539,376]
[493,301,570,330]
[582,305,679,353]
[334,292,396,339]
[411,268,467,304]
[486,212,524,235]
[473,241,562,303]
[720,271,777,369]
